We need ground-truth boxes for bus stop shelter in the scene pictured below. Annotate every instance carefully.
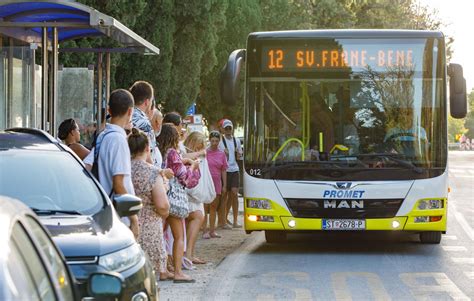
[0,0,159,137]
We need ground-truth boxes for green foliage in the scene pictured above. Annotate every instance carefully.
[448,115,466,142]
[464,89,474,138]
[61,0,446,127]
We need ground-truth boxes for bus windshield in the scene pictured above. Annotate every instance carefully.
[245,37,446,181]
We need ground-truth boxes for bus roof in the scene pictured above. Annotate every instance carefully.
[248,29,444,40]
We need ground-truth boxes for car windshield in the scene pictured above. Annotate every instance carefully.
[0,151,104,215]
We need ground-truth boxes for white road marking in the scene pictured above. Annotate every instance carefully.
[400,272,469,300]
[449,168,474,177]
[464,272,474,280]
[442,246,468,252]
[443,235,458,240]
[258,272,313,301]
[450,203,474,241]
[331,272,391,301]
[451,258,474,264]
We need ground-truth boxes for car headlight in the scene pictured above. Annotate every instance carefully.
[99,244,143,272]
[247,199,272,209]
[417,199,443,210]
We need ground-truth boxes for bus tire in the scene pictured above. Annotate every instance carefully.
[420,231,442,244]
[265,231,287,244]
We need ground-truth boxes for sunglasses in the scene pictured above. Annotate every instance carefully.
[209,132,220,138]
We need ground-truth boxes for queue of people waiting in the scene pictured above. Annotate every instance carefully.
[56,81,243,284]
[459,134,473,151]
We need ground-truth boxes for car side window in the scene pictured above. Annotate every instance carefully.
[6,236,41,301]
[24,216,75,301]
[12,222,56,301]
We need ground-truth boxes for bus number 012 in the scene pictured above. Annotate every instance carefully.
[249,169,262,176]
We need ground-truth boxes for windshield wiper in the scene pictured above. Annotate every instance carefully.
[358,153,424,174]
[31,208,82,216]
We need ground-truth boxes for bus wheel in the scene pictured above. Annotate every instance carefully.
[420,231,442,244]
[265,231,287,243]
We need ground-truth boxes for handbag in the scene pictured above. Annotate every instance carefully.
[167,177,189,218]
[186,158,216,204]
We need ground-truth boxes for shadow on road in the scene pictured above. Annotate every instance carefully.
[253,231,443,256]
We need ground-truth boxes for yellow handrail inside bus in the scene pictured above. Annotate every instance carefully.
[300,82,311,148]
[272,138,305,161]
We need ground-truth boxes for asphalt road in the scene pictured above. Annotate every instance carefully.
[202,151,474,301]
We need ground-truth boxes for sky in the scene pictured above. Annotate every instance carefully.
[418,0,474,92]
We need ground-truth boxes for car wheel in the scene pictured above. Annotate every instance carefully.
[420,231,442,244]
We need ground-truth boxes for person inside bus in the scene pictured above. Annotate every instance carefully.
[58,118,91,160]
[332,88,360,155]
[383,107,428,158]
[310,93,334,154]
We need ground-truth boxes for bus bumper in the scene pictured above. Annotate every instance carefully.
[244,202,447,232]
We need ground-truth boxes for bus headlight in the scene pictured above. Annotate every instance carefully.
[417,199,443,210]
[247,199,272,209]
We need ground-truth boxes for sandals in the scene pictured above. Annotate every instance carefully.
[173,278,196,283]
[159,271,174,281]
[209,232,221,238]
[219,224,232,230]
[192,257,207,264]
[202,232,211,239]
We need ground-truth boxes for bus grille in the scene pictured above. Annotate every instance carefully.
[284,198,403,218]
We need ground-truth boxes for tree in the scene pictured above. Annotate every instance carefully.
[448,115,466,142]
[464,88,474,138]
[199,0,261,127]
[58,0,446,120]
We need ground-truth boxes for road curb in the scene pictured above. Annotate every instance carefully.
[201,231,265,301]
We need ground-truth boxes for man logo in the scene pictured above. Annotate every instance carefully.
[336,182,352,189]
[324,200,364,209]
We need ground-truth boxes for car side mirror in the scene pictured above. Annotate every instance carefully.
[114,194,142,217]
[220,49,246,105]
[88,272,123,297]
[448,63,467,118]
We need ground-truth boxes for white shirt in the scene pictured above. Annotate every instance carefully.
[84,123,135,196]
[219,135,242,172]
[155,146,163,168]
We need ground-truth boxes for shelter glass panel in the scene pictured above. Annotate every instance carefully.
[57,67,95,146]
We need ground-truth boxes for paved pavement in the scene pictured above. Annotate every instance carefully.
[199,151,474,300]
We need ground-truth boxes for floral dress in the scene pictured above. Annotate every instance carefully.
[131,159,167,273]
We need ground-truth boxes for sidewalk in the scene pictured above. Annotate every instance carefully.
[159,197,247,300]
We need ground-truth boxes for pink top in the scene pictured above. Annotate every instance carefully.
[165,148,200,188]
[206,148,228,195]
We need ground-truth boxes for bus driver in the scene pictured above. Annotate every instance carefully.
[383,107,428,158]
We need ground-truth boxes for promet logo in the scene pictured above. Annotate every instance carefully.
[322,182,366,199]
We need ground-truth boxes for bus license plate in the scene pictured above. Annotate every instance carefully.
[322,219,365,230]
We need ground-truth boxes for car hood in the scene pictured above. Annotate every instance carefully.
[39,206,134,258]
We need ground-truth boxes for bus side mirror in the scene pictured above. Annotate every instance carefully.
[448,63,467,118]
[220,49,246,105]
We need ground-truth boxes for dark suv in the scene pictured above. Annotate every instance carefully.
[0,196,125,300]
[0,128,158,301]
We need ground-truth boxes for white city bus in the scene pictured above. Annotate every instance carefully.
[220,30,467,244]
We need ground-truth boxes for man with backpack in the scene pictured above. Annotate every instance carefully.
[84,89,139,237]
[218,119,243,228]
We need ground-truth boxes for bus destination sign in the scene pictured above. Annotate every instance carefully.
[261,45,420,73]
